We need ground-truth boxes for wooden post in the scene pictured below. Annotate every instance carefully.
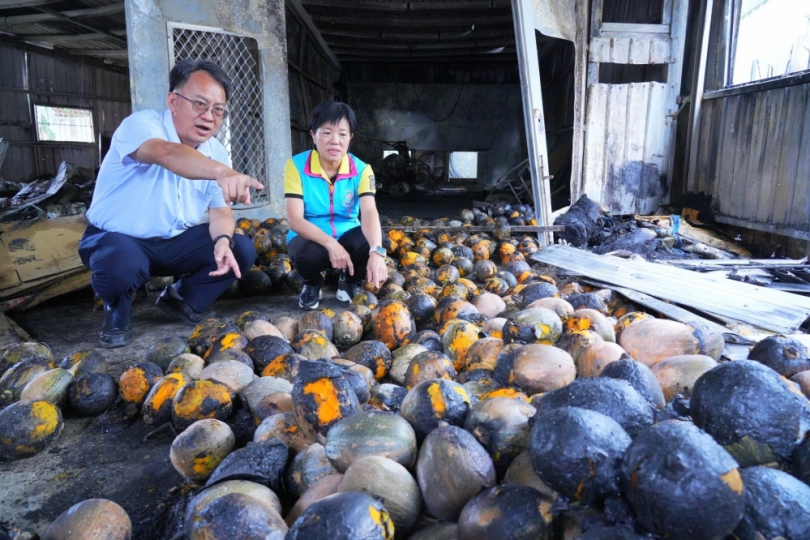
[512,0,554,246]
[686,0,715,192]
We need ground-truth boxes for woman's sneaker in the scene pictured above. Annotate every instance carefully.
[336,273,362,303]
[299,283,323,310]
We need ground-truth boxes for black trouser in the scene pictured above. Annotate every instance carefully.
[287,226,370,285]
[78,223,256,328]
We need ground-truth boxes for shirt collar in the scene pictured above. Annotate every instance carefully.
[161,109,214,158]
[305,150,355,180]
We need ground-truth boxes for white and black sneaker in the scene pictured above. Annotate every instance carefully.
[299,283,323,310]
[336,272,362,303]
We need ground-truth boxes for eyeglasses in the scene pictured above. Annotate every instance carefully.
[173,92,228,119]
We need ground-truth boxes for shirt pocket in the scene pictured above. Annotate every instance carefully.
[181,187,213,227]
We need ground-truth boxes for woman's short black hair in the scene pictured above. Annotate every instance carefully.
[170,59,232,101]
[309,101,357,134]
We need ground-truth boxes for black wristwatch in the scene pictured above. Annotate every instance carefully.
[213,234,235,249]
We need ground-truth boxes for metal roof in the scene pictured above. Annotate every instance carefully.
[298,0,518,63]
[0,0,127,69]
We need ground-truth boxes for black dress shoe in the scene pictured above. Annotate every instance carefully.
[156,286,215,326]
[99,308,133,349]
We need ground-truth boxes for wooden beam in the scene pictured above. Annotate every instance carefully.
[513,0,552,245]
[685,0,713,192]
[702,71,810,101]
[0,0,60,7]
[327,37,514,51]
[302,0,511,9]
[319,24,514,40]
[600,23,669,35]
[30,7,127,47]
[68,49,128,57]
[339,55,517,64]
[309,13,513,27]
[0,3,124,26]
[331,45,516,58]
[16,32,124,43]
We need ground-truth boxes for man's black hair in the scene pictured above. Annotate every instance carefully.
[309,101,357,134]
[169,59,232,102]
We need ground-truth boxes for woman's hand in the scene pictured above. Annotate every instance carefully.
[327,240,354,275]
[367,253,388,289]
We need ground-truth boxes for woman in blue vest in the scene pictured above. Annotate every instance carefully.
[284,101,388,310]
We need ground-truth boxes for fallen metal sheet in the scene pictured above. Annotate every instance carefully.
[666,257,808,267]
[532,244,810,333]
[586,282,755,345]
[769,283,810,293]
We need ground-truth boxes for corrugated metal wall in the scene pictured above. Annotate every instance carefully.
[285,6,339,155]
[0,45,130,182]
[691,81,810,237]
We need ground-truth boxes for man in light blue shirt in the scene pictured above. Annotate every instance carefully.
[79,59,263,348]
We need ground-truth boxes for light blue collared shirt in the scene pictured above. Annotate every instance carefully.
[86,109,229,239]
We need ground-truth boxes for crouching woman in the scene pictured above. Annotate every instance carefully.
[284,101,388,310]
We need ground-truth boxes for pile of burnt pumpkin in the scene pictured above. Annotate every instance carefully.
[230,203,538,296]
[3,208,810,538]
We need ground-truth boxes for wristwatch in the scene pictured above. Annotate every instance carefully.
[213,234,235,249]
[370,246,386,257]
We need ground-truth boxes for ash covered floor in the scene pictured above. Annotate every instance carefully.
[0,283,352,539]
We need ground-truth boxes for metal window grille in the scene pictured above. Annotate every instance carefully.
[168,23,267,205]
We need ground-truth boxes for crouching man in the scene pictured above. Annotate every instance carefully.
[79,59,263,348]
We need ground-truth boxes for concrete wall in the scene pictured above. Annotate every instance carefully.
[124,0,291,217]
[347,83,526,186]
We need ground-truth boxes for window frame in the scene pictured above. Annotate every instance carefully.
[448,151,480,180]
[725,0,810,89]
[32,104,97,145]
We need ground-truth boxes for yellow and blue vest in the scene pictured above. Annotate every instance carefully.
[283,150,375,243]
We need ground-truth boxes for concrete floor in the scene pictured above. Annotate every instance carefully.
[1,282,346,539]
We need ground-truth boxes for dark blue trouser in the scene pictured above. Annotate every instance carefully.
[78,223,256,327]
[287,225,370,284]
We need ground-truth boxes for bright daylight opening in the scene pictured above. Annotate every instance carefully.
[34,105,95,143]
[733,0,810,85]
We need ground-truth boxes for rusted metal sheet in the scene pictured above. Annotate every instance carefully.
[582,82,669,214]
[693,81,810,236]
[579,0,688,216]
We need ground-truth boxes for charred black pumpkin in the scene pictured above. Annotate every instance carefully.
[531,377,654,438]
[0,399,63,460]
[286,491,395,540]
[457,484,553,540]
[748,334,810,378]
[620,420,745,540]
[734,466,810,540]
[69,372,118,416]
[291,360,360,440]
[691,360,810,467]
[463,397,536,477]
[400,379,475,441]
[529,407,630,504]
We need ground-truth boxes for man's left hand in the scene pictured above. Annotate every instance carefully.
[366,253,388,289]
[210,239,242,278]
